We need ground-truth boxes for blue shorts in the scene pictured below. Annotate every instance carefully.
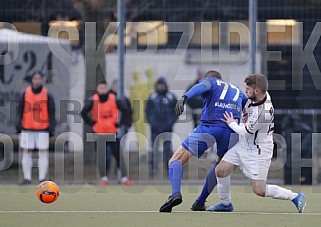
[182,124,238,158]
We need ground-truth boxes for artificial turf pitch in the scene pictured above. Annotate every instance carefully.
[0,184,320,227]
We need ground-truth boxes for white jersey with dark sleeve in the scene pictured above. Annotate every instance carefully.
[228,92,274,158]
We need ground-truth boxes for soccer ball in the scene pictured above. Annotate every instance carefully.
[36,181,60,204]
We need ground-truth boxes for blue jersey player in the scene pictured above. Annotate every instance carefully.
[159,70,248,212]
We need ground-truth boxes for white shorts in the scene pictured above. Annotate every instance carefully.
[222,136,272,181]
[20,130,49,150]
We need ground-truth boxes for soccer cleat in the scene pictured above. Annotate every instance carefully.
[19,179,32,185]
[159,192,182,212]
[99,180,109,186]
[206,203,234,212]
[191,200,207,211]
[122,179,135,186]
[292,193,306,213]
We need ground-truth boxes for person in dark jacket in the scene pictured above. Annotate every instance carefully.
[145,77,177,177]
[16,72,55,184]
[109,79,133,137]
[81,81,134,186]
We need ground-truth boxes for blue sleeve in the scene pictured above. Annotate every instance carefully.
[184,78,212,99]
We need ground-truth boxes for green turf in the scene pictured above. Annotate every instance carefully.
[0,184,320,227]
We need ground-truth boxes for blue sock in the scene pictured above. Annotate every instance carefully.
[197,162,218,204]
[169,160,183,195]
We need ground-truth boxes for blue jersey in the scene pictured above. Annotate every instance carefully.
[185,78,247,128]
[183,78,247,158]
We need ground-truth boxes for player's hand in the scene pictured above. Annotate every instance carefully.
[90,121,96,127]
[221,111,237,125]
[175,95,188,116]
[49,131,55,138]
[15,124,22,134]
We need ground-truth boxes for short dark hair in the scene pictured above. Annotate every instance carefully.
[204,70,222,80]
[244,73,268,93]
[32,71,44,79]
[98,80,107,85]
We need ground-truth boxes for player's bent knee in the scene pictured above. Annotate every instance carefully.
[253,190,265,197]
[215,166,225,178]
[252,186,266,197]
[169,146,191,165]
[169,152,180,163]
[251,181,267,197]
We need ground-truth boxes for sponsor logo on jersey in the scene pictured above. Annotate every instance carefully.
[214,101,241,112]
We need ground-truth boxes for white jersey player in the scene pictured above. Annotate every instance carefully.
[242,92,274,157]
[207,73,306,213]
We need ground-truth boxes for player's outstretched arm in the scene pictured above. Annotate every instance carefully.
[185,79,211,99]
[175,78,212,116]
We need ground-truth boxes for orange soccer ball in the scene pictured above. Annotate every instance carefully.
[36,181,60,204]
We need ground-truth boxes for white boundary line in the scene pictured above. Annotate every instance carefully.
[0,211,320,215]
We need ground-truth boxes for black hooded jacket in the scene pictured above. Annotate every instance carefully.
[109,90,133,129]
[145,78,177,132]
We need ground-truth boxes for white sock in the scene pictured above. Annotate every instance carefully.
[121,177,128,183]
[22,151,32,180]
[265,185,298,200]
[38,151,49,181]
[217,176,231,205]
[101,176,108,181]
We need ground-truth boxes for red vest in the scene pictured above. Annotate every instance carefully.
[22,86,49,130]
[91,93,118,134]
